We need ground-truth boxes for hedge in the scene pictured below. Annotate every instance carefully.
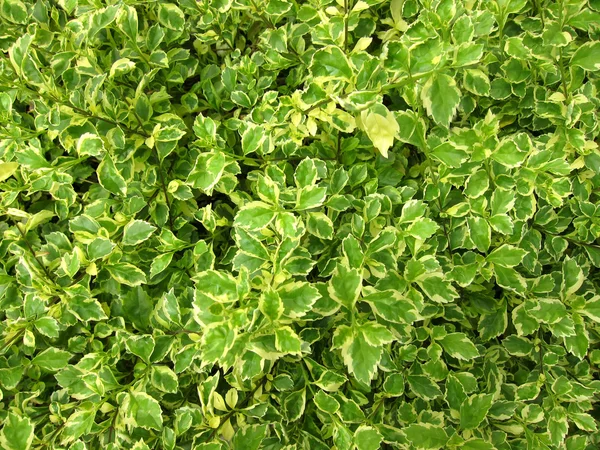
[1,0,600,449]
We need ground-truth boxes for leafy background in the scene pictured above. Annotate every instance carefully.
[0,0,600,449]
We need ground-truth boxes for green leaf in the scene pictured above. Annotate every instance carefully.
[310,46,354,81]
[125,392,163,430]
[406,375,442,400]
[328,263,362,308]
[548,407,568,447]
[32,348,72,371]
[430,143,469,168]
[296,186,327,210]
[151,366,179,393]
[570,42,600,71]
[61,404,96,444]
[106,263,147,287]
[362,291,419,324]
[117,5,139,41]
[97,155,127,196]
[76,133,105,157]
[314,390,340,413]
[307,212,334,240]
[201,323,236,364]
[0,413,34,450]
[492,139,527,167]
[460,394,494,429]
[275,326,302,354]
[242,124,267,155]
[157,3,185,31]
[123,220,157,246]
[126,335,155,364]
[34,317,60,338]
[87,237,115,260]
[1,0,28,24]
[486,245,527,267]
[294,158,318,187]
[354,426,383,450]
[187,152,226,192]
[259,289,284,321]
[408,218,439,240]
[360,103,399,158]
[232,424,268,450]
[234,201,277,230]
[278,282,321,318]
[0,161,19,182]
[417,276,459,303]
[421,73,461,127]
[562,257,583,297]
[463,69,491,96]
[467,216,491,252]
[438,333,480,360]
[403,424,448,449]
[336,328,382,384]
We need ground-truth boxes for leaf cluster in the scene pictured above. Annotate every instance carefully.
[1,0,600,449]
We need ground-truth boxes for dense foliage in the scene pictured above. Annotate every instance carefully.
[1,0,600,448]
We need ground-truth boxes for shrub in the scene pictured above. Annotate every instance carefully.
[1,0,600,448]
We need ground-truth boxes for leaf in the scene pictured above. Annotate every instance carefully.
[421,73,461,127]
[87,237,115,260]
[417,276,459,303]
[278,282,321,318]
[201,324,236,365]
[61,405,96,444]
[32,348,72,371]
[1,0,28,25]
[438,333,480,360]
[406,375,442,400]
[157,3,185,31]
[570,42,600,71]
[354,426,383,450]
[310,46,354,80]
[362,291,419,324]
[296,186,327,210]
[234,201,277,230]
[467,216,491,252]
[97,155,127,196]
[360,103,399,158]
[232,424,268,450]
[122,220,157,246]
[124,392,163,431]
[275,326,302,354]
[486,245,527,267]
[0,162,19,181]
[259,288,284,321]
[562,257,583,297]
[126,335,155,364]
[0,413,33,450]
[151,366,179,393]
[430,142,469,168]
[460,394,494,430]
[328,263,362,308]
[337,328,383,384]
[307,212,334,240]
[294,158,318,187]
[492,139,527,167]
[403,424,448,449]
[106,263,147,286]
[187,152,226,192]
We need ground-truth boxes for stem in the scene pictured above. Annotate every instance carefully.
[155,159,174,230]
[344,0,350,51]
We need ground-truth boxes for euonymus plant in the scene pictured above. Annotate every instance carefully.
[1,0,600,448]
